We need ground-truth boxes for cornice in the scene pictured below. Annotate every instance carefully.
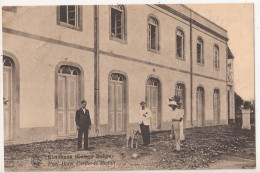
[156,4,229,42]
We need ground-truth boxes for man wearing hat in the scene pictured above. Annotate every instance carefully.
[139,101,152,146]
[75,100,92,150]
[168,99,184,151]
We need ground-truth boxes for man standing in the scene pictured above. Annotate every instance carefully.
[168,100,183,151]
[75,100,91,150]
[139,101,152,146]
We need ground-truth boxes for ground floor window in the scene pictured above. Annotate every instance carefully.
[109,73,127,132]
[146,77,161,130]
[57,65,80,137]
[196,87,205,126]
[175,83,186,125]
[3,56,14,141]
[213,89,220,124]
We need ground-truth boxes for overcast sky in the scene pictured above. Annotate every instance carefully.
[186,3,255,101]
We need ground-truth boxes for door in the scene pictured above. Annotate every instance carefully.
[109,73,125,132]
[175,83,185,125]
[197,87,204,126]
[146,77,160,130]
[57,65,79,137]
[3,62,12,141]
[213,89,220,124]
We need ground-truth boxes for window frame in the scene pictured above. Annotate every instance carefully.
[147,15,160,53]
[213,44,220,70]
[109,5,127,44]
[57,5,82,31]
[176,28,185,61]
[196,37,204,65]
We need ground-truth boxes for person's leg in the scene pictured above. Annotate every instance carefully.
[170,124,174,140]
[143,125,149,145]
[83,128,89,150]
[140,124,146,145]
[180,121,185,140]
[147,125,150,145]
[174,123,181,151]
[78,128,83,149]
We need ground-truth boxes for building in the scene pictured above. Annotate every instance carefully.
[2,4,235,144]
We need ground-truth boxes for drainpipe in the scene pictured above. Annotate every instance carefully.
[94,5,100,133]
[190,18,193,126]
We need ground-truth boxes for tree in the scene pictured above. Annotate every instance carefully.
[235,92,243,114]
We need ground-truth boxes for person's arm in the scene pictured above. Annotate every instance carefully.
[75,110,80,129]
[87,110,91,130]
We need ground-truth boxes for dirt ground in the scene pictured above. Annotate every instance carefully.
[4,125,255,171]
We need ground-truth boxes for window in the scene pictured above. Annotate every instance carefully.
[148,16,159,52]
[197,38,204,64]
[58,5,82,30]
[214,45,220,69]
[176,29,184,59]
[110,5,126,42]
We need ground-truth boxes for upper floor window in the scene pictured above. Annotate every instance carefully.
[214,45,220,69]
[197,38,204,64]
[57,5,82,31]
[148,16,159,52]
[176,29,184,60]
[110,5,126,42]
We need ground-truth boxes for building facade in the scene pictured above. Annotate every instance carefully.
[2,4,235,144]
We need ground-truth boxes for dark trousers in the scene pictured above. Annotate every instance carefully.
[78,127,89,150]
[140,123,150,146]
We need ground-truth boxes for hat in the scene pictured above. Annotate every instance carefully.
[81,100,87,104]
[168,100,178,106]
[140,101,146,105]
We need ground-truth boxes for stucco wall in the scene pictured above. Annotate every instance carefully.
[3,32,95,129]
[3,4,230,143]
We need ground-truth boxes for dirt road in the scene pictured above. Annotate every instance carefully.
[4,125,255,171]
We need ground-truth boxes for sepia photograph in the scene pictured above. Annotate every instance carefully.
[0,0,257,172]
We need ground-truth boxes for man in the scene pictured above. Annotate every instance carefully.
[75,100,91,150]
[139,101,152,146]
[168,100,183,151]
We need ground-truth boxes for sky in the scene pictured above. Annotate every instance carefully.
[186,3,255,101]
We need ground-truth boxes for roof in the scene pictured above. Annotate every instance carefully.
[228,47,234,59]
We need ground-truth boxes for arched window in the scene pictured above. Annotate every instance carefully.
[196,87,205,126]
[148,16,159,51]
[175,83,185,109]
[109,72,127,132]
[3,56,13,67]
[176,29,184,59]
[175,83,186,126]
[147,77,159,86]
[214,45,220,69]
[3,56,15,141]
[110,73,125,81]
[57,64,81,137]
[213,89,220,124]
[197,38,204,64]
[110,5,126,41]
[146,77,161,130]
[58,65,79,75]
